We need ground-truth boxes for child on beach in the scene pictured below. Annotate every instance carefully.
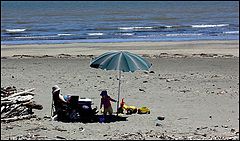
[100,90,117,116]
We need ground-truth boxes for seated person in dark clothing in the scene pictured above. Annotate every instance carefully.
[51,85,98,121]
[51,85,71,121]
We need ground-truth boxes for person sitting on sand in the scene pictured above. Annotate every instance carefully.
[100,90,117,116]
[52,85,70,120]
[52,85,97,121]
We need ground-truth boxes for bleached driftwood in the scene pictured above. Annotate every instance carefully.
[18,107,30,116]
[21,101,33,106]
[1,100,16,106]
[25,92,35,96]
[1,88,35,101]
[1,106,5,113]
[1,102,42,115]
[1,114,36,122]
[1,104,21,118]
[1,87,42,122]
[4,106,10,112]
[16,95,34,102]
[1,100,32,106]
[6,106,26,118]
[3,95,33,104]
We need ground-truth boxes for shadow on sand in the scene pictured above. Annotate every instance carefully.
[59,115,128,123]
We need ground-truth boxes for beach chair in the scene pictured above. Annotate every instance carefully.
[51,94,70,121]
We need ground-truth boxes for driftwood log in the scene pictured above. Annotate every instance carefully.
[1,86,42,122]
[1,88,35,101]
[1,115,37,122]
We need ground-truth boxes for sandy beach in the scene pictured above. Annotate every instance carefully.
[1,40,239,140]
[1,40,239,58]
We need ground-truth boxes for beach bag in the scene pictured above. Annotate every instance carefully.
[137,107,150,114]
[125,105,138,114]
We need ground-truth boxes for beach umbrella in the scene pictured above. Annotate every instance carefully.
[90,51,152,115]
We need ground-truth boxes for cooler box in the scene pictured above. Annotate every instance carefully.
[78,98,92,108]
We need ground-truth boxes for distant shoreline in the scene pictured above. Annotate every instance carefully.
[1,40,239,58]
[1,39,239,46]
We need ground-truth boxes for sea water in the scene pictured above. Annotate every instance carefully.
[1,1,239,45]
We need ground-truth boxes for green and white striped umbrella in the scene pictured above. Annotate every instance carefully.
[90,51,152,115]
[90,51,152,72]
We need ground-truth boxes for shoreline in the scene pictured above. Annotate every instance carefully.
[1,40,239,58]
[1,39,238,46]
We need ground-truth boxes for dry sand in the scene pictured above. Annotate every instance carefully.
[1,40,239,58]
[1,40,239,140]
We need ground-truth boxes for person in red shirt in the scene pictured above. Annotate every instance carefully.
[100,90,117,116]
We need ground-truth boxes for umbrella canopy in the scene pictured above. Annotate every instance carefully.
[90,51,152,115]
[90,51,152,72]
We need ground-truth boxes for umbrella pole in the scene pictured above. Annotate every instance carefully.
[117,70,121,116]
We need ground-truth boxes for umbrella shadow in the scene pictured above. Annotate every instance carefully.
[59,115,128,123]
[95,115,128,123]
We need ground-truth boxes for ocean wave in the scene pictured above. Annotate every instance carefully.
[136,33,202,38]
[191,24,229,28]
[223,31,239,34]
[57,33,73,36]
[92,27,116,31]
[165,26,173,28]
[87,33,104,36]
[93,26,169,31]
[166,33,203,36]
[115,33,135,36]
[5,28,26,33]
[118,26,153,30]
[118,25,191,31]
[95,24,229,32]
[14,35,59,39]
[121,33,135,36]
